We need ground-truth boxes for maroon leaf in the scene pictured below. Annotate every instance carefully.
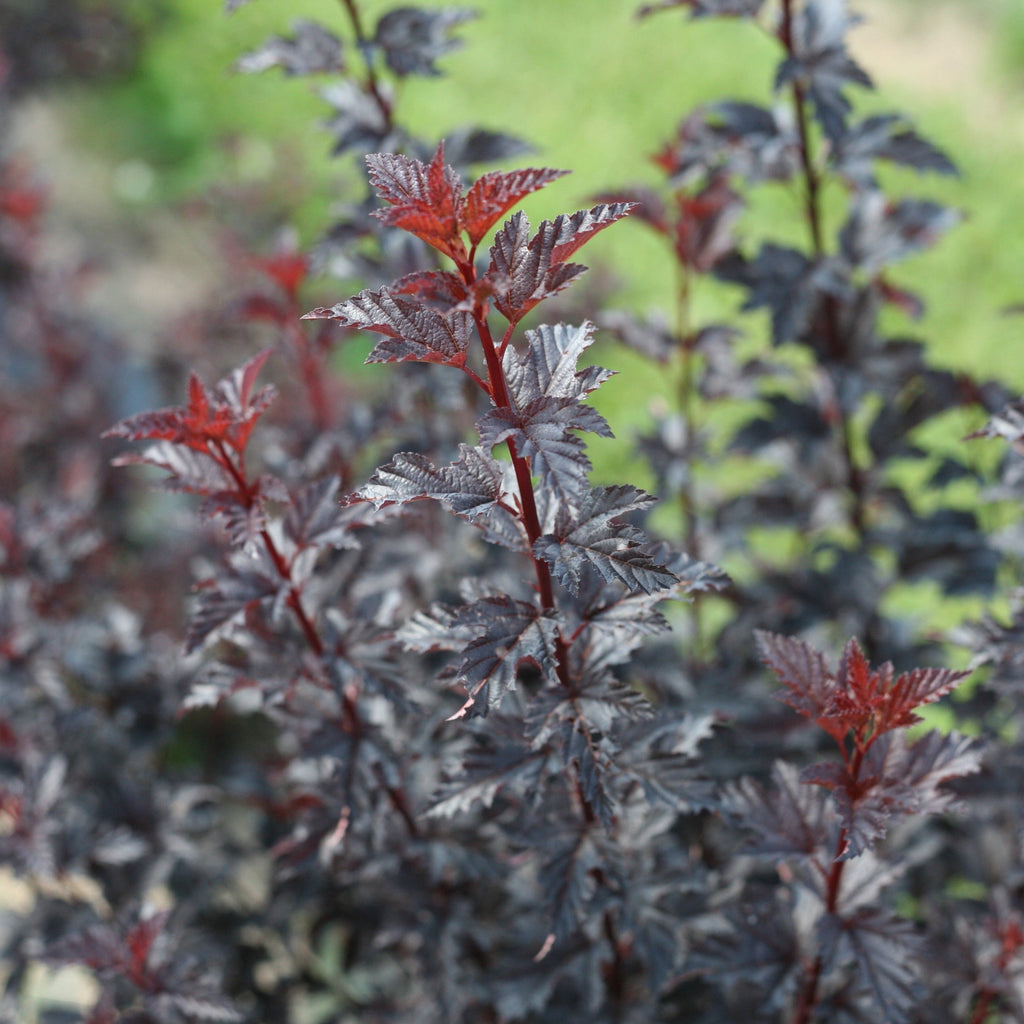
[534,486,677,596]
[366,145,467,262]
[462,167,568,245]
[448,596,560,718]
[306,287,474,367]
[756,630,846,740]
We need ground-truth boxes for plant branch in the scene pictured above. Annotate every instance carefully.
[337,0,393,129]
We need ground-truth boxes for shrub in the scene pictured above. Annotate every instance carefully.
[4,2,1024,1022]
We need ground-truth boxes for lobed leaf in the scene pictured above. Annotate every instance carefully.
[726,760,838,859]
[534,486,677,596]
[306,287,474,367]
[462,167,568,245]
[447,596,559,718]
[373,6,476,78]
[234,20,343,76]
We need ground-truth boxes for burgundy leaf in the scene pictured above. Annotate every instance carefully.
[756,630,846,740]
[462,167,568,245]
[365,145,466,261]
[354,444,508,520]
[234,20,343,76]
[534,486,677,596]
[307,287,474,367]
[448,595,559,718]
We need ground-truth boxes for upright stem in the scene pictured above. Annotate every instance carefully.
[212,439,422,837]
[338,0,394,128]
[674,262,705,657]
[778,0,867,541]
[790,745,863,1024]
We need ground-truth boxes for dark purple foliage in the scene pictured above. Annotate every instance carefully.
[6,2,1024,1023]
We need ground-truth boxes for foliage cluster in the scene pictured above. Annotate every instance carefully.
[6,2,1024,1023]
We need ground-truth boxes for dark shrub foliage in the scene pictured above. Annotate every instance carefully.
[4,2,1024,1023]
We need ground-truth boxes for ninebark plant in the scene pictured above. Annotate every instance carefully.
[3,2,1020,1023]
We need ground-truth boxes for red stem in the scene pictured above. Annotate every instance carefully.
[338,0,394,129]
[778,0,867,541]
[790,744,864,1024]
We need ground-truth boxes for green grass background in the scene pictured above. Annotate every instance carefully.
[62,0,1024,486]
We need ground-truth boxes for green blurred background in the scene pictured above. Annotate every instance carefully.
[12,0,1024,430]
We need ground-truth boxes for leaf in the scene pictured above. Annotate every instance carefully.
[617,712,718,811]
[306,287,474,367]
[726,760,838,858]
[833,114,957,186]
[637,0,765,18]
[817,907,922,1021]
[805,730,982,857]
[534,486,678,596]
[428,716,548,817]
[715,243,846,346]
[354,444,506,519]
[654,101,799,184]
[373,6,476,77]
[540,830,601,942]
[775,0,873,142]
[756,630,846,740]
[104,349,276,456]
[234,20,343,76]
[284,477,369,551]
[186,558,279,653]
[566,719,617,829]
[503,321,614,403]
[442,126,534,169]
[447,596,560,718]
[839,191,960,275]
[365,144,467,261]
[462,167,568,245]
[486,204,633,325]
[320,80,394,156]
[478,398,610,511]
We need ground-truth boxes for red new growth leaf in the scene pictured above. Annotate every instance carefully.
[462,166,568,245]
[755,630,846,742]
[365,144,567,266]
[104,349,276,457]
[255,250,309,299]
[367,144,469,264]
[758,632,971,752]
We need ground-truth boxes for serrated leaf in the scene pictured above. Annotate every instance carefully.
[366,144,466,261]
[566,720,617,829]
[486,204,633,325]
[354,444,506,519]
[186,559,279,653]
[234,20,343,76]
[806,730,982,858]
[503,321,613,403]
[104,349,276,456]
[306,287,473,367]
[478,398,610,510]
[448,596,559,717]
[320,79,394,156]
[833,114,957,186]
[462,167,568,245]
[373,6,476,77]
[428,717,548,818]
[818,907,922,1021]
[284,476,365,550]
[534,486,676,596]
[756,630,846,740]
[775,0,873,142]
[726,760,838,858]
[540,831,600,942]
[840,190,960,275]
